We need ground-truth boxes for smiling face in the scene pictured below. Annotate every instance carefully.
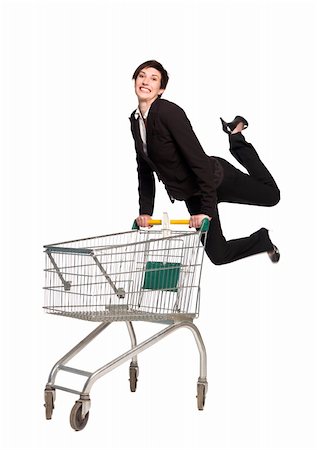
[134,67,165,105]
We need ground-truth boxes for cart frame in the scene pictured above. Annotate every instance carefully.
[43,217,209,430]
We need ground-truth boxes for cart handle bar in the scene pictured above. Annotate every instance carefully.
[132,218,209,232]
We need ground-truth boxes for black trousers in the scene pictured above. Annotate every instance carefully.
[186,132,280,265]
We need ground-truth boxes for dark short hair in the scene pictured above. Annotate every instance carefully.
[132,60,169,90]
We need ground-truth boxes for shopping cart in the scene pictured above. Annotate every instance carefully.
[43,214,209,430]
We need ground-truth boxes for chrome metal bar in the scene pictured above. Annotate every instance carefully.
[46,251,71,291]
[184,321,207,380]
[92,255,125,298]
[46,322,111,386]
[53,385,82,396]
[45,246,93,255]
[59,365,92,377]
[126,321,138,365]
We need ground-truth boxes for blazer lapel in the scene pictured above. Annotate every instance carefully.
[145,113,155,143]
[130,116,145,157]
[130,111,162,180]
[146,99,160,140]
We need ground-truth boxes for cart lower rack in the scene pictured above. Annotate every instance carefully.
[43,216,209,430]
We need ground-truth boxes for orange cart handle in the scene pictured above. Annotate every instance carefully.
[148,219,189,225]
[132,218,209,232]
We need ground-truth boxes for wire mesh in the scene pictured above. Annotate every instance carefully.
[43,228,206,322]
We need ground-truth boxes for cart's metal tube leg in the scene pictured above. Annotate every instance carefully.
[81,321,207,396]
[47,322,111,386]
[81,322,181,394]
[183,322,208,407]
[126,321,138,365]
[182,322,207,382]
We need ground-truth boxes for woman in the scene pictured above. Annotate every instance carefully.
[130,60,280,265]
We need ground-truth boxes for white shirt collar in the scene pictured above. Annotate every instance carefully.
[134,106,150,120]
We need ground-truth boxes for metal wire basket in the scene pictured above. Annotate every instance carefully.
[44,220,208,323]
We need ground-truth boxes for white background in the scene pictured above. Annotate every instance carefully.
[0,0,316,449]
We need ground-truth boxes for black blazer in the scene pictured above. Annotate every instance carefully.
[130,98,222,217]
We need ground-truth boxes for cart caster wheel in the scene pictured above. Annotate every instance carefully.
[197,383,206,411]
[44,388,55,420]
[129,366,138,392]
[70,401,90,431]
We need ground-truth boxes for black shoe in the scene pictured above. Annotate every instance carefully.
[220,116,249,134]
[268,245,280,263]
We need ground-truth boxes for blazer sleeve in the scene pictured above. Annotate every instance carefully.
[160,104,217,217]
[136,153,156,216]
